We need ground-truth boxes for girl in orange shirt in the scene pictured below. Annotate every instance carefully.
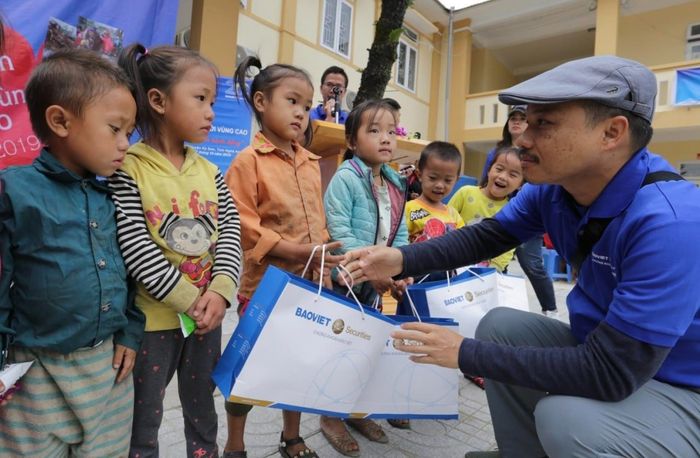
[223,56,343,458]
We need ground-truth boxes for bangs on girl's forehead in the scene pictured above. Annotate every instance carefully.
[262,71,312,95]
[277,75,313,94]
[499,152,522,169]
[363,107,397,127]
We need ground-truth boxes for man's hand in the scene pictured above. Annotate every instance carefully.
[323,98,337,121]
[343,246,404,283]
[113,344,137,383]
[391,322,464,369]
[193,291,228,335]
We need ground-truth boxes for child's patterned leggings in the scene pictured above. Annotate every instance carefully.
[129,328,221,458]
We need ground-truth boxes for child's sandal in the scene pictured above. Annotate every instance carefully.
[279,432,318,458]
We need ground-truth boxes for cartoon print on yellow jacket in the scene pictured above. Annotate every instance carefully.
[158,212,216,288]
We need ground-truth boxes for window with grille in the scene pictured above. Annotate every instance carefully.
[321,0,353,58]
[396,37,417,92]
[686,22,700,60]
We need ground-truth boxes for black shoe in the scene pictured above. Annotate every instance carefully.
[465,451,500,458]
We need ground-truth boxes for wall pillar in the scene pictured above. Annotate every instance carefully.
[428,23,444,140]
[190,0,240,76]
[278,0,298,64]
[448,19,472,153]
[594,0,619,55]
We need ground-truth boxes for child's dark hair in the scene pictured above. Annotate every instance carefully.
[234,56,314,146]
[321,66,348,88]
[26,48,133,143]
[417,141,461,171]
[381,98,401,111]
[479,146,521,187]
[342,99,398,161]
[118,43,217,141]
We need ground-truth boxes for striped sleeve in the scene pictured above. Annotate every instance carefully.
[108,170,199,313]
[206,172,242,303]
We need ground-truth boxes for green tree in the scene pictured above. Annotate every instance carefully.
[353,0,412,106]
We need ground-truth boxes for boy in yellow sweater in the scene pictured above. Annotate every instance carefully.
[405,141,464,243]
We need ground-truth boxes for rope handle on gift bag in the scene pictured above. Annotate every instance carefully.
[443,265,487,294]
[402,289,423,323]
[336,264,367,321]
[465,266,486,282]
[371,295,381,311]
[301,244,327,297]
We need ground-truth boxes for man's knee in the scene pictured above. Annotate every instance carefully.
[535,395,604,457]
[474,307,532,344]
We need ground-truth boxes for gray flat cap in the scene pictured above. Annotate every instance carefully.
[499,56,656,123]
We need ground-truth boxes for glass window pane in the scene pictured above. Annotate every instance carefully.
[322,0,337,48]
[408,47,417,90]
[397,42,406,86]
[338,2,352,56]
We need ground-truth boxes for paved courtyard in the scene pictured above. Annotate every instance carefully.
[158,263,574,457]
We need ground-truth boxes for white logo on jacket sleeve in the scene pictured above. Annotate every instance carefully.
[591,252,616,277]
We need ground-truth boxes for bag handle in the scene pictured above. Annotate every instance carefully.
[465,266,486,281]
[403,289,423,323]
[301,244,327,297]
[337,264,367,320]
[302,245,367,320]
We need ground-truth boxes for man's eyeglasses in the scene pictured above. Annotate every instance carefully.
[324,82,345,94]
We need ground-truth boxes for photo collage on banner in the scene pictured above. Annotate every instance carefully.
[1,1,252,172]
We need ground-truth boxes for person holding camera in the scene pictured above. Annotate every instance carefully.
[310,66,349,124]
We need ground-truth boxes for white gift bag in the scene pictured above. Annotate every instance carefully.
[212,260,461,419]
[353,314,459,419]
[496,273,529,311]
[408,267,529,338]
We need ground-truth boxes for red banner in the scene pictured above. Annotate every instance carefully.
[0,26,40,168]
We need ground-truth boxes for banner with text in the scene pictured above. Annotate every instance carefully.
[0,0,179,168]
[193,78,253,173]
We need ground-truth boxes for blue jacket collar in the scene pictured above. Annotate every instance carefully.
[344,157,406,190]
[33,149,109,191]
[552,148,650,221]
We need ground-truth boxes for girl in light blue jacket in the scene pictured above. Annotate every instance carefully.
[324,99,409,306]
[321,99,409,455]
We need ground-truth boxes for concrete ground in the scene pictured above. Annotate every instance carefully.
[157,263,574,457]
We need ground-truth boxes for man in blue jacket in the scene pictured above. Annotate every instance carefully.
[310,66,349,124]
[343,56,700,458]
